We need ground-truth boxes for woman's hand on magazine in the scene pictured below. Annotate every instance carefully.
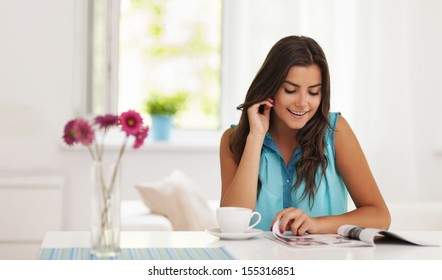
[272,207,320,236]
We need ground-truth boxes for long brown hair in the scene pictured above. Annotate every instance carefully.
[230,35,331,207]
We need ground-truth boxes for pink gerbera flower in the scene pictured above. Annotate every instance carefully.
[133,126,149,149]
[62,119,78,146]
[120,110,143,136]
[73,119,95,146]
[95,114,119,129]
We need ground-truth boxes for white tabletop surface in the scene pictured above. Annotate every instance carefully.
[41,230,442,260]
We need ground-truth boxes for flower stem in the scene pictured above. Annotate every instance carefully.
[108,136,128,194]
[95,160,117,255]
[93,136,127,255]
[87,145,96,161]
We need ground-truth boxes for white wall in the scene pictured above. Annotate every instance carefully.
[0,0,441,234]
[351,0,442,201]
[408,0,442,200]
[0,0,73,174]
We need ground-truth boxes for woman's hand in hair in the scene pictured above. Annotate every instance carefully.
[247,98,273,138]
[272,207,320,236]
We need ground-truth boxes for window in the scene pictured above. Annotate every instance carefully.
[87,0,222,131]
[80,0,311,139]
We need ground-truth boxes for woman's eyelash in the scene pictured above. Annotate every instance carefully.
[284,88,296,94]
[284,88,319,96]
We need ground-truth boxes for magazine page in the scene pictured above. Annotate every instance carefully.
[337,225,378,246]
[270,220,372,248]
[337,225,439,246]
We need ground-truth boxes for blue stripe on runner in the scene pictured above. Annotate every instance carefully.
[204,247,215,259]
[36,247,235,260]
[167,248,181,259]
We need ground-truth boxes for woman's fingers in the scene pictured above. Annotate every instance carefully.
[261,99,273,118]
[248,99,273,114]
[289,212,310,235]
[247,99,274,135]
[274,207,315,235]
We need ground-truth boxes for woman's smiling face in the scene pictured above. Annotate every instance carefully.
[271,64,322,131]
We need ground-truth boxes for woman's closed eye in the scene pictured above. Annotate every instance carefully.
[284,88,320,96]
[284,88,296,94]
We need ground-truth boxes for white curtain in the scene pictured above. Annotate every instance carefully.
[222,0,442,201]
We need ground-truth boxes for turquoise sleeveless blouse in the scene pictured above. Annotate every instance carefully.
[254,112,348,231]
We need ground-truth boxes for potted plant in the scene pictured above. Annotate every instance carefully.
[144,91,187,141]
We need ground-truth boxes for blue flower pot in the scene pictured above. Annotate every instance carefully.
[151,115,172,141]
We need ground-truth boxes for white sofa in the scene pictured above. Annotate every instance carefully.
[121,200,173,231]
[121,200,442,231]
[121,199,220,231]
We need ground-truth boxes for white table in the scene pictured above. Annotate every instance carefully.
[40,230,442,260]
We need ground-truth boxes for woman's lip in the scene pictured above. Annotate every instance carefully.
[287,109,308,119]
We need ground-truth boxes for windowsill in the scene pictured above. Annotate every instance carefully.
[60,129,222,153]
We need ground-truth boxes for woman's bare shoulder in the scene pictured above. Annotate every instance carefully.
[220,127,235,143]
[334,114,365,160]
[335,115,356,139]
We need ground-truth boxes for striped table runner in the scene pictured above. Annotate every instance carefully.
[36,247,235,260]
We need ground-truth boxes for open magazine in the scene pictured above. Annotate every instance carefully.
[269,220,438,248]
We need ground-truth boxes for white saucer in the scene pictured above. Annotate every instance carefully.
[205,228,263,240]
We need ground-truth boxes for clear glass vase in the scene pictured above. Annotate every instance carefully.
[90,160,121,258]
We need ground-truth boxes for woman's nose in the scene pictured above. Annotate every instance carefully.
[295,91,308,107]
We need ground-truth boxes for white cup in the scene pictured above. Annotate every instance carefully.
[216,207,261,233]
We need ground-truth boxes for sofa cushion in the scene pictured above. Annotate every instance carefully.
[120,200,173,231]
[135,170,218,231]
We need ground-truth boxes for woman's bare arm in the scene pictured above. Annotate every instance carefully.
[316,115,391,232]
[219,99,273,210]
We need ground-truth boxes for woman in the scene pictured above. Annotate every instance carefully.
[219,35,390,235]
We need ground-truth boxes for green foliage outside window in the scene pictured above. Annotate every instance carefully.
[144,91,188,116]
[118,0,222,129]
